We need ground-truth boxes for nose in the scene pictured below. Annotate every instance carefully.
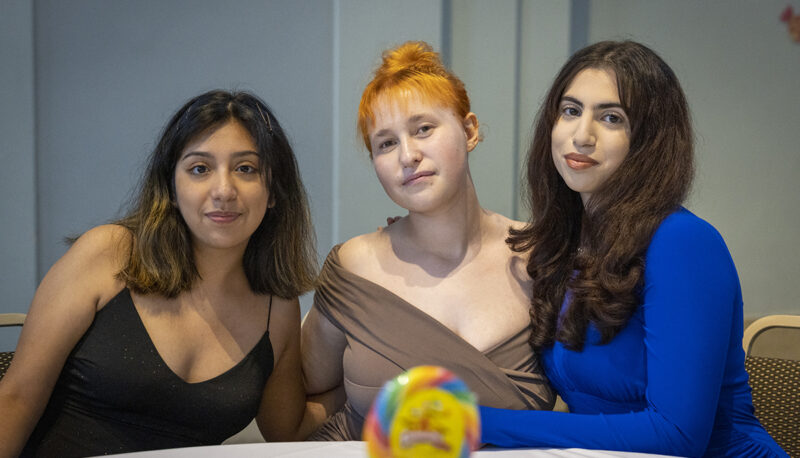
[399,138,422,168]
[572,116,596,149]
[210,172,237,202]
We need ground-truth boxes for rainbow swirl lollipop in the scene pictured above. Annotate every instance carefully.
[363,365,480,458]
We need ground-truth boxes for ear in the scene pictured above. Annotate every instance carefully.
[463,112,479,152]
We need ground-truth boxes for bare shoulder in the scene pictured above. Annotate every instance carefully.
[506,217,528,232]
[54,224,131,306]
[482,211,531,281]
[483,211,526,245]
[72,224,132,262]
[26,224,130,320]
[337,229,388,275]
[3,226,131,412]
[492,211,526,231]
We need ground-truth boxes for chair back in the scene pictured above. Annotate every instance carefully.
[743,315,800,457]
[0,313,26,380]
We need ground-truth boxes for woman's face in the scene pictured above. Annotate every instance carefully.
[551,67,631,204]
[368,92,479,214]
[174,120,269,254]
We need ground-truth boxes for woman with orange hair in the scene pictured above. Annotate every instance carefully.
[301,41,555,440]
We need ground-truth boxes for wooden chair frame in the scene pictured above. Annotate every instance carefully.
[0,313,26,327]
[742,314,800,456]
[743,314,800,356]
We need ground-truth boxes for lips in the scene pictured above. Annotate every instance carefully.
[564,153,599,170]
[402,170,434,185]
[206,211,240,223]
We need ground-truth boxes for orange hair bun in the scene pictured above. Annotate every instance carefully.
[357,41,471,154]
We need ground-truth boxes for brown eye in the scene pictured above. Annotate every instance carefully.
[602,113,625,124]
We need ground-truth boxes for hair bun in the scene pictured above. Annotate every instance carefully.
[379,41,443,77]
[358,41,472,153]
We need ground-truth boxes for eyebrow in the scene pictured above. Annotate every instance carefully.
[371,114,432,140]
[179,150,259,161]
[561,96,624,111]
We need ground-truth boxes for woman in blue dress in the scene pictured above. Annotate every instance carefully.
[480,41,787,457]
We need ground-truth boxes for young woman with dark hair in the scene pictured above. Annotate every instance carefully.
[480,41,786,457]
[0,90,318,456]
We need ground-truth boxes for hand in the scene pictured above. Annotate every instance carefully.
[378,216,402,231]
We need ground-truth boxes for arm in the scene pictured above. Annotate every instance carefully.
[254,297,305,441]
[255,298,348,441]
[298,304,348,434]
[481,216,738,456]
[0,225,125,457]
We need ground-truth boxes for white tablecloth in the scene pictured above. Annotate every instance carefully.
[111,441,679,457]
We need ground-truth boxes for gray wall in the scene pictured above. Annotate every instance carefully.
[2,0,798,350]
[33,0,335,275]
[587,0,800,319]
[1,0,36,350]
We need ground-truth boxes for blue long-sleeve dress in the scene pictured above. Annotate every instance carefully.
[480,209,787,457]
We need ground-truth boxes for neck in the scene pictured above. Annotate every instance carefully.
[191,244,249,294]
[403,176,485,263]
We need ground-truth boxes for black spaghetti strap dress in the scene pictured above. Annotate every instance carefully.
[21,288,274,457]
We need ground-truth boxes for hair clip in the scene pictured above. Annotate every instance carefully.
[256,103,274,134]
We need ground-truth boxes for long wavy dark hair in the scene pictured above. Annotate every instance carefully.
[508,41,694,351]
[116,90,317,299]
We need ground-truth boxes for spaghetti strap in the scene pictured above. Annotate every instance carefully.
[266,294,273,332]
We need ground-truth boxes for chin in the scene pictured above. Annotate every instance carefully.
[561,177,593,195]
[399,196,443,214]
[195,235,251,251]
